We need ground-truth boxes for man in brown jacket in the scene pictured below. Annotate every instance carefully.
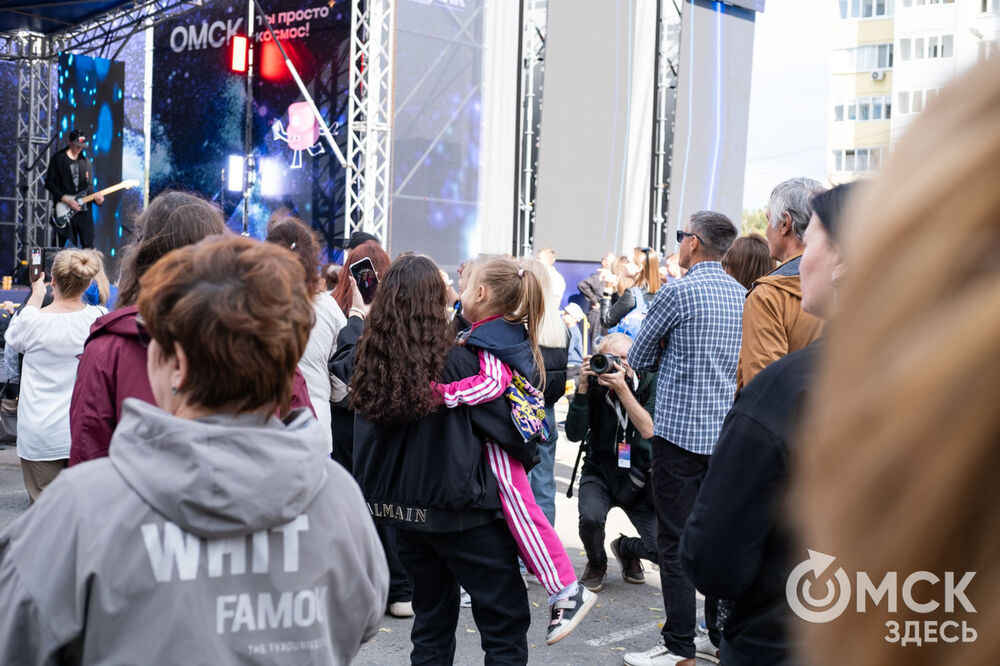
[736,177,826,391]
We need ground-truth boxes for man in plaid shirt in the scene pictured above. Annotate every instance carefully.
[625,211,745,666]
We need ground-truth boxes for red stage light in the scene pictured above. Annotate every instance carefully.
[231,35,248,73]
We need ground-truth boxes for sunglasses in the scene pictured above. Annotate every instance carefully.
[135,314,151,348]
[676,230,704,245]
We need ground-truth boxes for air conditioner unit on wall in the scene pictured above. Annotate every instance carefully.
[872,70,887,81]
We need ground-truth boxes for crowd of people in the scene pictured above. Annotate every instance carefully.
[0,57,995,666]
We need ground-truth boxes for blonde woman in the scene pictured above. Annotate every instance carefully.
[4,250,108,501]
[523,256,572,525]
[793,58,1000,665]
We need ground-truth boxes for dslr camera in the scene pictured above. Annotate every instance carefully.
[589,353,621,375]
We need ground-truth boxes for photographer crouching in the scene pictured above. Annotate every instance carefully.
[566,333,659,591]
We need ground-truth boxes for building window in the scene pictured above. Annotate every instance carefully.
[915,37,925,59]
[912,90,924,113]
[835,44,894,72]
[898,91,910,114]
[928,36,939,58]
[982,0,1000,12]
[832,148,886,173]
[840,0,893,18]
[900,38,911,60]
[942,34,954,57]
[834,96,893,122]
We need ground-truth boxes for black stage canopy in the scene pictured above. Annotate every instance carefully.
[0,1,133,35]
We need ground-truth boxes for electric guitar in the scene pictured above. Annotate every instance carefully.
[52,179,139,230]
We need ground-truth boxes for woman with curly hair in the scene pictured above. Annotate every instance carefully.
[331,254,532,664]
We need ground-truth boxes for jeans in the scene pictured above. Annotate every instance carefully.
[651,437,721,656]
[577,471,658,567]
[527,405,558,525]
[397,520,530,665]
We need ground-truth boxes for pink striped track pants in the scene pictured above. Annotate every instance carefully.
[485,441,577,602]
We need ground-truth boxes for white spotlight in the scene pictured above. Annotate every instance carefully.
[227,155,244,192]
[259,158,284,198]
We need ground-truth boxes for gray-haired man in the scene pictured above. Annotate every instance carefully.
[736,178,826,390]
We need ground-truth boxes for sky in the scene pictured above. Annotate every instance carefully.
[742,0,833,211]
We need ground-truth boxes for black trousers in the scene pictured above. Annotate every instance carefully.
[397,520,530,665]
[55,211,94,249]
[378,523,413,604]
[577,471,658,567]
[651,436,721,656]
[329,407,412,605]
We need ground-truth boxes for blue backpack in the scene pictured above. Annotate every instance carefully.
[609,287,649,338]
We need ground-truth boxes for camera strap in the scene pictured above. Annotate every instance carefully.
[604,372,639,432]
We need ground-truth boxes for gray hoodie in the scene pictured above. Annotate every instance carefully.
[0,399,388,665]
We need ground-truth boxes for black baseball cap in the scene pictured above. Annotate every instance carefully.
[68,129,89,145]
[348,231,380,249]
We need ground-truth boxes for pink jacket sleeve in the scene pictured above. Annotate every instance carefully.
[433,350,513,407]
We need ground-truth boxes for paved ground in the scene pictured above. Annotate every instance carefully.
[0,444,30,531]
[0,406,714,666]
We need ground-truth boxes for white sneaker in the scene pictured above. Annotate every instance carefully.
[459,587,471,608]
[387,601,414,618]
[545,586,597,645]
[694,634,720,663]
[622,643,694,666]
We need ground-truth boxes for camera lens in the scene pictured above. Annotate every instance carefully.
[591,354,609,374]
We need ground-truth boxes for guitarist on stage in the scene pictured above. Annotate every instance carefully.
[44,129,104,248]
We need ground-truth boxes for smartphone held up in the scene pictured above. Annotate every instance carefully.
[349,258,379,304]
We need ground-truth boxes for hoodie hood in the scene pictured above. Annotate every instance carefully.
[109,398,329,538]
[463,316,537,378]
[87,304,141,342]
[752,255,804,300]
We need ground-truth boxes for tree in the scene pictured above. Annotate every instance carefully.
[742,208,768,236]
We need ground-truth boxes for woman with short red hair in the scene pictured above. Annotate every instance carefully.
[0,236,388,664]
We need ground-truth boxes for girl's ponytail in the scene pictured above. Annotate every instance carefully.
[514,263,547,389]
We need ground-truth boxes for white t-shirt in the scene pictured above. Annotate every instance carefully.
[4,304,106,461]
[297,292,347,452]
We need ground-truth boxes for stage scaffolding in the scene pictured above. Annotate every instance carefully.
[345,0,395,246]
[0,0,204,273]
[513,0,545,258]
[650,0,681,254]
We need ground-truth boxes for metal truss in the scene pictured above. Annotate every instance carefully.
[345,0,395,247]
[513,0,546,258]
[0,0,205,273]
[12,34,56,270]
[313,37,351,254]
[649,0,681,253]
[48,0,206,58]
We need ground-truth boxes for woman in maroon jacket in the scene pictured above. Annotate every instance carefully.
[68,192,314,465]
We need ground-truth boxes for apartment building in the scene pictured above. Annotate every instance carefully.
[828,0,1000,183]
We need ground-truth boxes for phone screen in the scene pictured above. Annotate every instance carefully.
[42,248,57,279]
[29,249,42,282]
[350,258,379,304]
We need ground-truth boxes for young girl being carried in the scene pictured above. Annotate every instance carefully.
[433,255,597,646]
